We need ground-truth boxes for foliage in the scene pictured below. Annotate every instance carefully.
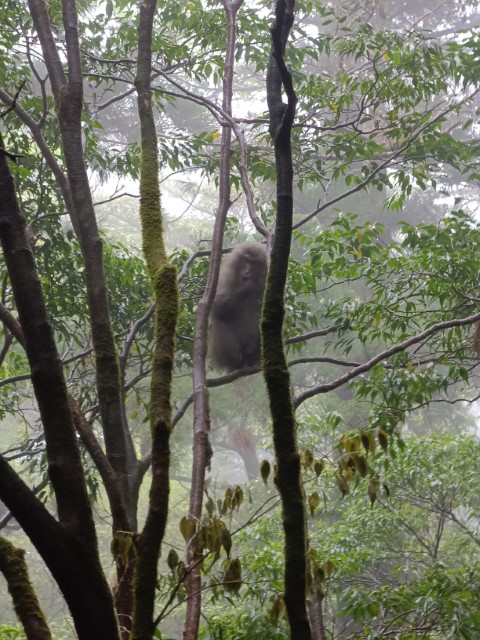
[0,626,25,640]
[319,434,480,638]
[1,0,480,637]
[198,612,289,639]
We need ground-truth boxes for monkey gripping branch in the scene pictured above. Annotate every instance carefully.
[262,1,312,639]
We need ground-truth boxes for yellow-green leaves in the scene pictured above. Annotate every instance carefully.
[309,491,321,516]
[368,478,380,506]
[378,428,388,454]
[270,594,286,625]
[303,448,315,468]
[307,549,336,598]
[220,485,244,515]
[302,448,326,478]
[314,458,325,477]
[260,459,271,485]
[223,557,242,593]
[221,528,232,558]
[167,548,179,572]
[110,531,137,567]
[336,473,349,497]
[205,496,215,517]
[179,516,196,543]
[333,428,391,503]
[360,430,377,454]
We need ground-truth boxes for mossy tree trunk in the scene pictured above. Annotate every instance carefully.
[0,537,52,640]
[131,1,179,639]
[262,1,312,638]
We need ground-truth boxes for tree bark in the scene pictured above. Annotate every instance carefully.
[26,0,140,627]
[0,139,120,640]
[308,589,327,640]
[262,2,312,639]
[131,1,179,639]
[27,0,136,521]
[0,537,52,640]
[182,2,243,638]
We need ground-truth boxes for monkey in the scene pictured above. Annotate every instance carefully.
[207,243,267,372]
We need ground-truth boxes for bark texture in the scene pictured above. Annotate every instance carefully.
[131,1,179,638]
[27,0,136,517]
[263,2,312,638]
[0,137,120,640]
[0,537,52,640]
[183,2,242,638]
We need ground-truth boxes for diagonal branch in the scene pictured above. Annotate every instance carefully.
[293,89,480,230]
[294,310,480,407]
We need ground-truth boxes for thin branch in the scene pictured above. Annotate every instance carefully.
[119,302,155,372]
[293,90,480,230]
[152,70,269,237]
[294,309,480,407]
[286,326,336,344]
[0,82,25,117]
[289,356,360,367]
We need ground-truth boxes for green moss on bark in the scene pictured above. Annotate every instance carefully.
[0,537,52,640]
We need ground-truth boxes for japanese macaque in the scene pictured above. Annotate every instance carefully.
[207,243,267,372]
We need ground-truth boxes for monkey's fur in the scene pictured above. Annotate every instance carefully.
[208,243,267,372]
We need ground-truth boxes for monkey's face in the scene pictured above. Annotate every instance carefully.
[239,257,255,282]
[237,252,266,286]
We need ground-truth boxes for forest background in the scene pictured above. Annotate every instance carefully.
[0,0,480,639]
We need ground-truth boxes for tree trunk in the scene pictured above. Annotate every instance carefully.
[0,537,52,640]
[27,0,136,516]
[262,2,312,638]
[183,2,242,638]
[0,138,120,640]
[131,1,179,639]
